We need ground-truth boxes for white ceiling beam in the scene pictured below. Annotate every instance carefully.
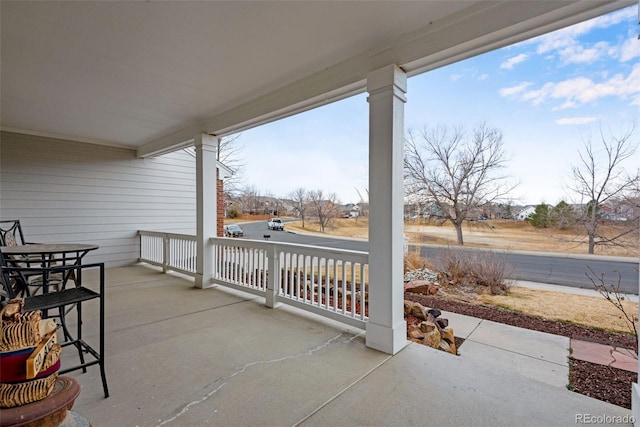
[136,123,203,158]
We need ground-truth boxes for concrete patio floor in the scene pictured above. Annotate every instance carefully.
[64,264,633,426]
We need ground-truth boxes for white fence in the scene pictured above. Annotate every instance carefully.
[138,231,368,328]
[138,231,197,276]
[211,237,369,328]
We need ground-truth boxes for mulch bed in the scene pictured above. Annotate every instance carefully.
[405,292,638,409]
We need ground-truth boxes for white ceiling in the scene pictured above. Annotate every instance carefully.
[1,1,633,156]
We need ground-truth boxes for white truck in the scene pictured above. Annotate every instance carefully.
[267,218,285,231]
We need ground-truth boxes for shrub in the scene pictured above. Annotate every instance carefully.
[228,207,238,218]
[404,250,434,273]
[528,203,551,228]
[436,248,513,295]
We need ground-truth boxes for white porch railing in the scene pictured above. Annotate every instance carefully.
[138,231,197,276]
[138,231,368,329]
[211,237,369,329]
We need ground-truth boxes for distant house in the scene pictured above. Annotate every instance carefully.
[340,203,361,218]
[516,206,536,221]
[404,201,447,220]
[600,203,629,222]
[279,200,296,216]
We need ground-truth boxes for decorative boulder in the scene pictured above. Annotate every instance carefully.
[418,321,441,348]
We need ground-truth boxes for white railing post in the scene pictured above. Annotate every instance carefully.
[162,235,169,273]
[139,231,198,277]
[266,243,279,308]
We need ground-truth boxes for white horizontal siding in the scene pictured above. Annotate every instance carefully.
[0,132,198,267]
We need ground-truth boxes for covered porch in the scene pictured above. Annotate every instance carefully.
[2,1,635,356]
[2,1,638,424]
[69,264,631,426]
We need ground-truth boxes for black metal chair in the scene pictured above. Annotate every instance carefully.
[0,251,109,398]
[0,219,74,296]
[0,219,31,247]
[1,219,41,297]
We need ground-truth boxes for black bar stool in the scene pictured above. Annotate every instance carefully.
[0,256,109,398]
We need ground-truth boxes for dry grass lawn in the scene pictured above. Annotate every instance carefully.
[287,218,370,239]
[479,286,638,335]
[286,217,639,334]
[407,220,639,257]
[287,218,638,257]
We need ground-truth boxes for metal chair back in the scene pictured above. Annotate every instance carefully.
[0,219,27,247]
[0,246,19,300]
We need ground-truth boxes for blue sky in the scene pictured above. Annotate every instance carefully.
[236,5,639,206]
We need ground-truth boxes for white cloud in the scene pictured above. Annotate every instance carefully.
[523,6,637,66]
[499,81,532,97]
[559,41,609,64]
[613,35,640,62]
[533,7,636,55]
[500,53,528,69]
[449,67,488,82]
[555,117,598,125]
[501,63,640,108]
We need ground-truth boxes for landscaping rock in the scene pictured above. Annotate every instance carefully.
[439,340,455,354]
[408,325,425,341]
[404,268,439,283]
[404,300,457,355]
[404,281,440,295]
[419,321,441,348]
[410,304,428,320]
[404,300,413,316]
[442,328,455,345]
[428,308,441,318]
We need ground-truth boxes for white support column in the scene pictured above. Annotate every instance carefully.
[194,133,218,288]
[365,64,408,355]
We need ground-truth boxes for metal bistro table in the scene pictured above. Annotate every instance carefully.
[0,242,99,265]
[0,243,99,294]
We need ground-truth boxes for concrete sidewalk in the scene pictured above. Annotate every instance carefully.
[442,310,570,388]
[68,266,633,427]
[516,280,639,302]
[301,311,630,426]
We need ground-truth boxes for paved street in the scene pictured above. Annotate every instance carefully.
[234,219,640,295]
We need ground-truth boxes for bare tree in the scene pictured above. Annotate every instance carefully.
[239,185,261,215]
[354,187,369,219]
[550,201,576,230]
[308,190,339,233]
[261,191,282,216]
[289,188,309,227]
[217,134,245,196]
[183,133,245,198]
[568,124,638,254]
[355,187,369,204]
[404,122,516,245]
